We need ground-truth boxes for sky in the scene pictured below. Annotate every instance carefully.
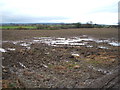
[0,0,119,25]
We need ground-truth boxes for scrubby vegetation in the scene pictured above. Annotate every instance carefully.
[1,22,118,30]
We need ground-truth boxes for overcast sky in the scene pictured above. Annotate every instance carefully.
[0,0,119,25]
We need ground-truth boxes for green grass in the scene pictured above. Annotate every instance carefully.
[0,26,37,29]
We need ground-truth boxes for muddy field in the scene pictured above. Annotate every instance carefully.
[1,28,120,88]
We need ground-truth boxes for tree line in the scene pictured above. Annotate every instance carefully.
[1,22,118,30]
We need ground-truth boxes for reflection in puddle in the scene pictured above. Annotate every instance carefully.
[56,38,66,40]
[26,47,31,50]
[20,43,31,47]
[33,37,93,46]
[0,48,7,52]
[94,39,110,43]
[98,46,109,49]
[71,53,80,57]
[2,36,120,51]
[12,41,24,45]
[7,48,16,51]
[86,45,93,48]
[33,36,120,47]
[109,42,120,46]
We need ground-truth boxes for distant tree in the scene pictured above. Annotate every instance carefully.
[88,21,93,24]
[75,22,81,28]
[86,21,94,28]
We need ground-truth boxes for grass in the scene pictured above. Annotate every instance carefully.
[0,26,37,29]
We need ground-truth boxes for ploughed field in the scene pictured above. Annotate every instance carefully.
[2,28,120,88]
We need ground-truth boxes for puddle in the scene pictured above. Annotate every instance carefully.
[93,39,120,47]
[12,41,24,45]
[0,48,7,52]
[109,42,120,46]
[33,40,41,42]
[2,36,119,50]
[33,36,93,47]
[7,48,16,51]
[23,37,120,48]
[2,40,24,45]
[86,45,93,48]
[69,43,85,46]
[20,43,31,47]
[33,36,107,47]
[26,47,31,50]
[34,37,52,40]
[20,43,32,50]
[94,39,110,43]
[56,38,66,40]
[71,53,80,57]
[98,46,109,49]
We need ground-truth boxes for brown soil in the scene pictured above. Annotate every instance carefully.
[2,28,120,88]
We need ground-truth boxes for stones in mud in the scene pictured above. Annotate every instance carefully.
[19,49,26,54]
[64,46,68,49]
[2,67,11,80]
[71,54,80,58]
[86,55,96,59]
[2,65,6,69]
[52,49,56,52]
[23,70,35,76]
[18,62,27,69]
[74,65,80,69]
[54,65,66,70]
[2,80,20,88]
[42,64,48,68]
[34,74,44,80]
[109,56,116,58]
[3,36,119,88]
[3,69,8,73]
[69,56,74,58]
[45,52,50,55]
[2,66,9,73]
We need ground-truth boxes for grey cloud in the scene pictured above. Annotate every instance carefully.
[2,14,69,23]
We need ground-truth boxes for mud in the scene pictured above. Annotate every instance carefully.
[2,28,120,88]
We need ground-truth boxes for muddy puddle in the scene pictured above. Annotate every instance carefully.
[0,48,7,52]
[2,35,119,88]
[2,35,120,52]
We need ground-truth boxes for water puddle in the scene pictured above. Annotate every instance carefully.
[109,42,120,46]
[33,36,93,47]
[71,53,80,57]
[98,46,109,49]
[12,41,23,45]
[94,39,110,43]
[7,48,16,51]
[20,43,31,47]
[2,36,119,50]
[86,45,93,48]
[33,36,119,47]
[0,48,7,52]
